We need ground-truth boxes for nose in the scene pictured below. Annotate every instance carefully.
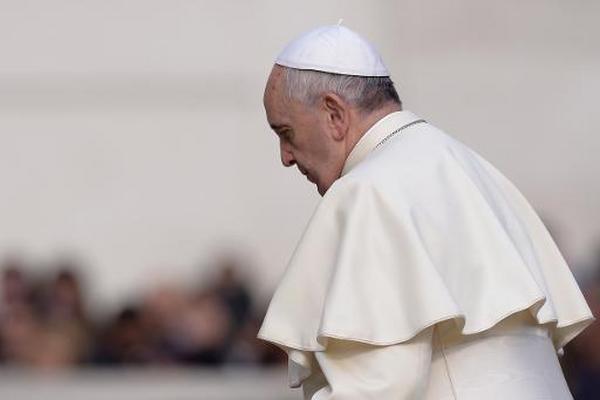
[280,142,296,167]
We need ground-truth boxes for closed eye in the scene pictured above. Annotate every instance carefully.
[277,129,293,143]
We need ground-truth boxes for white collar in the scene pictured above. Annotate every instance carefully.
[341,110,424,176]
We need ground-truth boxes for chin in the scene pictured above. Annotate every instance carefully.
[315,176,335,196]
[316,182,328,196]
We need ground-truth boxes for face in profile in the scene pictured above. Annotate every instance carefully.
[263,65,346,196]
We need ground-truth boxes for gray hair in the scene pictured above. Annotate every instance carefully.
[280,66,402,114]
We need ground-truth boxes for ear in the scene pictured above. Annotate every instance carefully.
[322,93,350,141]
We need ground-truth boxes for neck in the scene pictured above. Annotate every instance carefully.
[344,103,402,158]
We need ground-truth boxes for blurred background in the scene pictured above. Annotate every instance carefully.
[0,0,598,399]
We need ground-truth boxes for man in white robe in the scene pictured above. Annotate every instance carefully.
[257,24,595,399]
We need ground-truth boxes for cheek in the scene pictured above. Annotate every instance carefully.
[293,115,333,168]
[312,133,335,165]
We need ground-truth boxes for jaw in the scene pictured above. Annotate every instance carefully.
[314,170,342,197]
[316,178,339,196]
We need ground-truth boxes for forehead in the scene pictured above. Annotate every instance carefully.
[264,66,285,102]
[263,66,289,120]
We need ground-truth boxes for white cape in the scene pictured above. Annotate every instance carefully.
[257,110,595,388]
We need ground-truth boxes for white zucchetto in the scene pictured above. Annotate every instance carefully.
[275,23,390,77]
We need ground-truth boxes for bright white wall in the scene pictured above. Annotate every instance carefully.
[0,0,598,312]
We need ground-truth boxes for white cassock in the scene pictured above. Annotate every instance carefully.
[257,110,595,399]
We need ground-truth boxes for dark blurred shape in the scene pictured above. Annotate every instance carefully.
[0,251,277,371]
[226,314,287,366]
[0,251,290,371]
[214,258,253,330]
[172,289,232,365]
[1,257,31,313]
[0,255,37,366]
[0,302,39,366]
[560,242,600,399]
[33,257,93,369]
[92,305,166,365]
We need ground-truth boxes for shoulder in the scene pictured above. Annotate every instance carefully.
[330,122,469,202]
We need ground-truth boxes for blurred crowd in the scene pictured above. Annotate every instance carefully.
[0,247,598,398]
[560,245,600,399]
[0,255,285,370]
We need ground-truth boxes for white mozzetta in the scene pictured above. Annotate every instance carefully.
[257,111,594,396]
